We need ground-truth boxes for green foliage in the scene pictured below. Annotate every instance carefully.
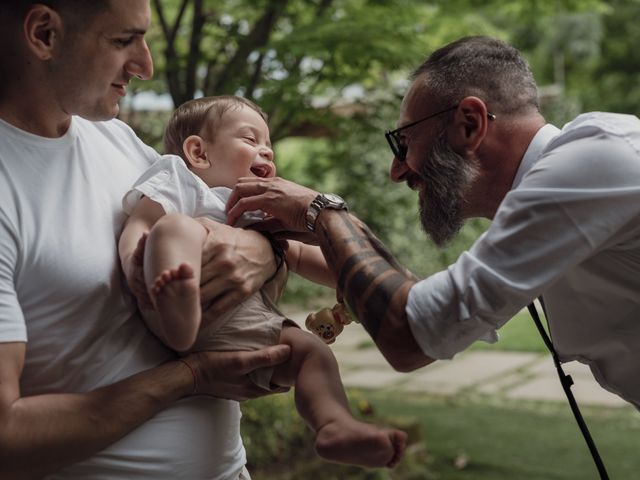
[241,393,312,469]
[241,389,640,479]
[123,0,633,293]
[125,4,640,477]
[139,0,429,142]
[469,310,547,353]
[581,0,640,115]
[241,390,434,479]
[369,392,640,480]
[119,108,171,152]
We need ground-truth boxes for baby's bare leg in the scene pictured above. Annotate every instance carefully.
[144,214,208,351]
[272,327,407,468]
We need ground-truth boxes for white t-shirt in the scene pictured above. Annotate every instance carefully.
[0,117,246,479]
[407,112,640,408]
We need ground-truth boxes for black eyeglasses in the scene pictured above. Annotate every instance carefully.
[385,104,496,162]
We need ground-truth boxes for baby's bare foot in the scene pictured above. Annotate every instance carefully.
[150,263,201,349]
[151,263,195,295]
[314,418,407,468]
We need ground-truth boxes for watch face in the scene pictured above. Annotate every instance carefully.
[323,193,345,205]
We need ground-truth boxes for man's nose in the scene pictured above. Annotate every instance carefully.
[389,156,409,183]
[126,39,154,81]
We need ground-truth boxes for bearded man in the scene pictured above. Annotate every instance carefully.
[226,35,640,411]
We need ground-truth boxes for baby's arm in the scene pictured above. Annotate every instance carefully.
[119,197,166,305]
[285,241,335,288]
[119,197,166,274]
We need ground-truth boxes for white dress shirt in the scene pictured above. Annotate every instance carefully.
[406,112,640,408]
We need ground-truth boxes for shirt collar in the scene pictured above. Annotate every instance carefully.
[510,124,561,189]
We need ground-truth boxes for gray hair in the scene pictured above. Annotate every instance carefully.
[411,36,539,116]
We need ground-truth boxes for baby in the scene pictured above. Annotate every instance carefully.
[118,95,406,469]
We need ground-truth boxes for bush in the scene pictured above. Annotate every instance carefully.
[240,390,431,480]
[241,393,312,470]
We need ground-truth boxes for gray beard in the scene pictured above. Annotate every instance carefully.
[414,132,479,247]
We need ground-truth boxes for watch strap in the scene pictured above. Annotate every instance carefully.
[305,194,347,232]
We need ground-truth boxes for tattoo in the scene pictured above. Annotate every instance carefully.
[342,257,390,306]
[356,272,408,339]
[341,216,369,248]
[336,251,378,295]
[317,227,339,268]
[316,210,414,341]
[359,223,414,277]
[317,213,369,267]
[341,254,410,340]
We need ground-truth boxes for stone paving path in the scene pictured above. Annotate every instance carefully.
[285,309,629,408]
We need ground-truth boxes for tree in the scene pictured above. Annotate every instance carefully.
[148,0,426,142]
[126,0,615,281]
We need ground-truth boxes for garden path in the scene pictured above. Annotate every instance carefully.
[283,309,629,408]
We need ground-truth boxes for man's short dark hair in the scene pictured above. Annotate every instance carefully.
[0,1,110,27]
[412,36,539,116]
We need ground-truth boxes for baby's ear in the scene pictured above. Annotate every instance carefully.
[182,135,211,169]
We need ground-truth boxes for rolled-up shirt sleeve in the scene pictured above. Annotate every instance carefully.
[0,210,26,342]
[406,119,640,359]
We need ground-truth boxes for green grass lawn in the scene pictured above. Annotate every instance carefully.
[469,310,548,353]
[368,392,639,480]
[244,391,639,480]
[250,306,637,479]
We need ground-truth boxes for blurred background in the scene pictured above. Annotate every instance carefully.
[120,1,640,478]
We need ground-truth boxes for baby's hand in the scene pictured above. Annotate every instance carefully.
[125,233,153,310]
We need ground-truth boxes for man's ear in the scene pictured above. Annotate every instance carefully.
[447,96,490,154]
[183,135,211,169]
[23,5,63,61]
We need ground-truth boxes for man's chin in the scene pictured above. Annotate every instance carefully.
[77,103,120,122]
[420,213,464,247]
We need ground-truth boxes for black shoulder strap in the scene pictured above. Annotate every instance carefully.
[527,301,609,479]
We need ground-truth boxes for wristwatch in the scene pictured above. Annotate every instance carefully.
[305,193,348,232]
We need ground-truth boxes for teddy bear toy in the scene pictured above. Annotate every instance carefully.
[305,302,354,344]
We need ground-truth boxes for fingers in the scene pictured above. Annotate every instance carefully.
[188,346,292,401]
[134,278,153,309]
[227,176,318,232]
[199,245,233,287]
[275,231,319,245]
[132,232,148,265]
[226,196,267,227]
[237,344,291,374]
[195,220,238,283]
[199,253,252,307]
[246,217,287,233]
[226,179,269,224]
[386,431,408,468]
[200,289,249,325]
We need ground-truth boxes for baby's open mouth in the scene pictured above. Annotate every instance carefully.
[250,164,272,178]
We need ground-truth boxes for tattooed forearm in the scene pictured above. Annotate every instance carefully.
[314,210,431,369]
[341,257,391,307]
[342,217,370,248]
[316,211,413,338]
[317,213,368,268]
[336,251,378,295]
[359,223,419,281]
[350,269,409,339]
